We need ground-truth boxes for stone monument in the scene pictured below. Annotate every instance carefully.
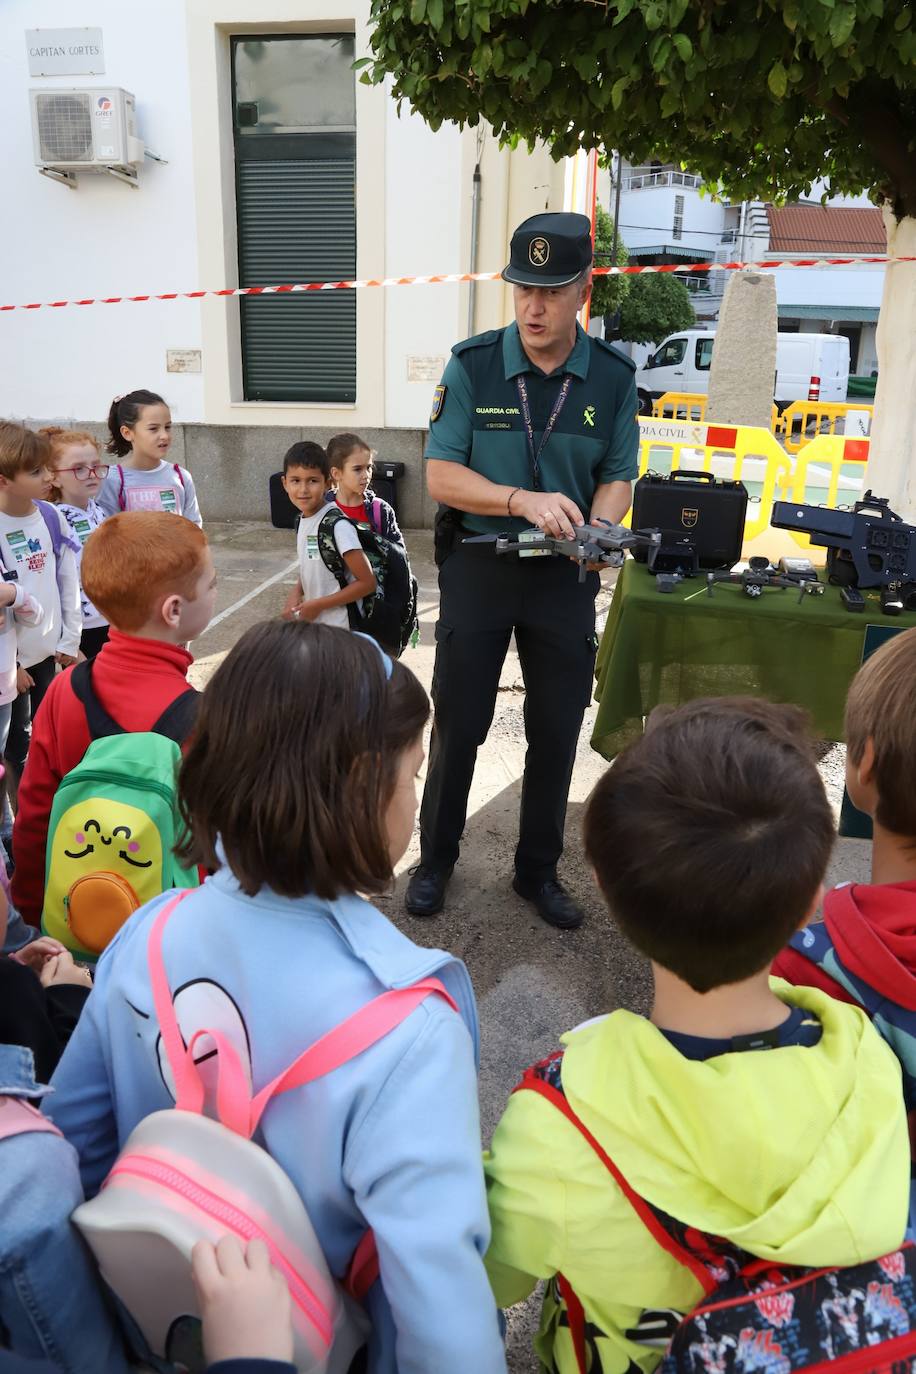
[706,270,778,428]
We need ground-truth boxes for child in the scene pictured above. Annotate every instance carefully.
[773,628,916,1111]
[48,622,505,1374]
[280,441,376,629]
[0,424,81,785]
[41,427,109,660]
[100,389,202,526]
[484,697,910,1374]
[328,433,404,546]
[0,850,130,1374]
[12,512,215,929]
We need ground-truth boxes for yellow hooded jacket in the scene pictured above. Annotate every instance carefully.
[484,984,910,1374]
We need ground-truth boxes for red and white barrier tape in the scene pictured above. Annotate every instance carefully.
[1,255,908,315]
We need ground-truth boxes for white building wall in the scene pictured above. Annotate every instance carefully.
[771,265,884,314]
[1,0,204,424]
[0,1,495,431]
[617,180,726,256]
[383,96,463,429]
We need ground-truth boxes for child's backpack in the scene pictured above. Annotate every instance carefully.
[519,1052,916,1374]
[41,661,199,961]
[73,890,458,1374]
[317,506,418,657]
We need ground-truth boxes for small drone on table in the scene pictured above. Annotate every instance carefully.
[706,557,824,604]
[463,520,662,581]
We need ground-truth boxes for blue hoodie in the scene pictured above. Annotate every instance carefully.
[46,869,506,1374]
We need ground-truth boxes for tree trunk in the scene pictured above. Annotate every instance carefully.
[864,208,916,520]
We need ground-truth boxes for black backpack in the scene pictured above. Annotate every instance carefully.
[317,507,418,657]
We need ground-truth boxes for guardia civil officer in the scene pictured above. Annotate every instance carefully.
[405,212,640,929]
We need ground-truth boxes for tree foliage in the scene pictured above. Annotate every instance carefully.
[618,273,696,345]
[363,0,916,218]
[590,204,629,318]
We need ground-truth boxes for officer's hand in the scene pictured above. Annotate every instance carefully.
[515,490,583,540]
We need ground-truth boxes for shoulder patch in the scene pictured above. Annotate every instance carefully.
[594,337,638,370]
[430,384,446,423]
[452,328,503,357]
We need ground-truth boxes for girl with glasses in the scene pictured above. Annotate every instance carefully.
[41,428,110,660]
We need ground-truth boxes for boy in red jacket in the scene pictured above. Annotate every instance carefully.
[773,627,916,1123]
[12,511,216,927]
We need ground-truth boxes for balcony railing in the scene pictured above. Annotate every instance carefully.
[624,170,702,191]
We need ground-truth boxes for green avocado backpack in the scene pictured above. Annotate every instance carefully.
[41,660,200,962]
[317,507,419,656]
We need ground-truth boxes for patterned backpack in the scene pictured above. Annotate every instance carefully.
[518,1052,916,1374]
[317,506,418,656]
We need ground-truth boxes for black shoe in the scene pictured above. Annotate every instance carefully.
[513,875,585,930]
[405,864,453,917]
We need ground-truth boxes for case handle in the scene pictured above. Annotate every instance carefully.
[669,469,716,483]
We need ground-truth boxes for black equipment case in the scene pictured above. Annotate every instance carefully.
[632,469,748,570]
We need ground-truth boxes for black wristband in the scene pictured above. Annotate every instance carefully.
[507,487,521,516]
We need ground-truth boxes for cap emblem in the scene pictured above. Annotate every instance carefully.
[528,237,550,267]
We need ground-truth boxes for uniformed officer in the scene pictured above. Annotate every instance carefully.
[406,212,640,928]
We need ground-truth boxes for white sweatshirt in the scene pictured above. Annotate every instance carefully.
[0,586,43,705]
[0,506,82,668]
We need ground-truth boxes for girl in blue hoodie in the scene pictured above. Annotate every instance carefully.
[47,621,506,1374]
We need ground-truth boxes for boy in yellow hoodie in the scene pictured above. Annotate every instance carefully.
[484,697,910,1374]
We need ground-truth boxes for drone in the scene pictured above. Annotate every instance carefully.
[463,520,662,582]
[706,557,825,604]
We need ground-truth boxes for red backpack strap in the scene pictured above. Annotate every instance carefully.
[174,463,186,489]
[345,1228,380,1302]
[117,464,126,511]
[516,1063,718,1296]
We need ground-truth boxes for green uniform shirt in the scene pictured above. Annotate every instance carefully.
[425,321,640,535]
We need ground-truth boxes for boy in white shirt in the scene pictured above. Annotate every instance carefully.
[280,442,375,629]
[0,425,81,782]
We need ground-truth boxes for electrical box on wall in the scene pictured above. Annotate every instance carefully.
[30,87,145,187]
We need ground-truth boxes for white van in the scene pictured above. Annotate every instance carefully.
[635,329,850,413]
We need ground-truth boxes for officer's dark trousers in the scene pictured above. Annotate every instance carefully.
[419,542,599,883]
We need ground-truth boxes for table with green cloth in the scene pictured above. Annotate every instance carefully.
[591,557,916,760]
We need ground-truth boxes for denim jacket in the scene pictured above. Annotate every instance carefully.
[48,872,506,1374]
[0,1045,129,1374]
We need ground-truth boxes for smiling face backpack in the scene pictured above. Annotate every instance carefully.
[41,659,200,961]
[73,890,458,1374]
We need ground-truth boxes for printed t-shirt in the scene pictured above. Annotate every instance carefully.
[57,500,107,629]
[296,508,362,630]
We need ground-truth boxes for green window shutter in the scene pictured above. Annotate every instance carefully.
[236,156,356,402]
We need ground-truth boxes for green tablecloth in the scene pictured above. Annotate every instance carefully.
[591,558,916,759]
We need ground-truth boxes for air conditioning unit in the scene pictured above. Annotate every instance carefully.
[30,87,145,185]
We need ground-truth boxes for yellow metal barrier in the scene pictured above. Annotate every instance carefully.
[634,417,793,542]
[653,393,784,434]
[652,392,707,420]
[781,401,874,454]
[778,433,870,551]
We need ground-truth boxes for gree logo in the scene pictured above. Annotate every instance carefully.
[583,405,596,427]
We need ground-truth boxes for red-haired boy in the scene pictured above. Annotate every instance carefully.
[12,511,217,926]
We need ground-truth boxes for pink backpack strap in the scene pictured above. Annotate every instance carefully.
[174,464,186,489]
[0,1096,63,1142]
[148,891,205,1114]
[248,977,458,1134]
[117,464,126,511]
[148,890,459,1140]
[371,498,382,533]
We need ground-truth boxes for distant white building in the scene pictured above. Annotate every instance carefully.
[614,160,882,375]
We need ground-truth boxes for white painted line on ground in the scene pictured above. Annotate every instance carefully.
[198,559,298,637]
